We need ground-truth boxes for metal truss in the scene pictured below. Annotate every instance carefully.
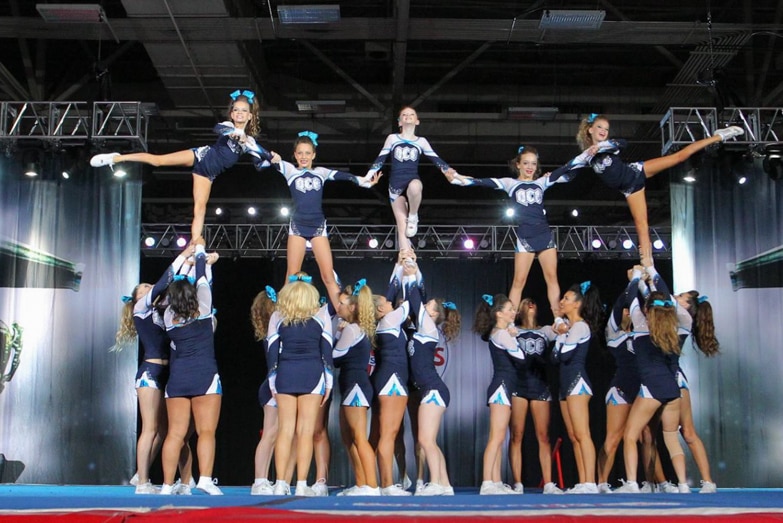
[660,106,783,154]
[141,223,672,261]
[0,101,152,150]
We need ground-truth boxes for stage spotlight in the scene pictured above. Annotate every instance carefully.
[247,206,257,216]
[504,207,515,218]
[622,239,634,250]
[61,169,70,180]
[368,238,379,249]
[384,239,394,248]
[176,237,188,248]
[570,208,579,218]
[479,239,490,249]
[417,238,427,249]
[143,236,156,247]
[653,239,665,250]
[280,206,290,217]
[463,238,475,250]
[591,239,602,249]
[736,173,747,185]
[682,171,696,183]
[763,143,783,181]
[24,162,39,177]
[160,237,171,248]
[608,239,618,250]
[215,207,223,216]
[113,168,127,178]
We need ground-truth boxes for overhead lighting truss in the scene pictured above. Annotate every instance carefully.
[660,106,783,154]
[140,223,671,261]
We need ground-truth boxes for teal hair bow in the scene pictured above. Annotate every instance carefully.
[652,299,674,307]
[580,280,591,295]
[230,89,255,104]
[587,113,598,123]
[265,285,277,303]
[289,274,313,283]
[173,274,196,285]
[121,295,133,304]
[442,301,457,310]
[482,294,494,307]
[352,278,366,296]
[697,295,709,303]
[298,130,319,146]
[518,145,526,154]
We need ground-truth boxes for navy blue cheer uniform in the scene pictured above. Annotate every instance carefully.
[193,121,271,181]
[514,325,556,401]
[274,160,376,240]
[333,322,373,408]
[552,321,593,401]
[604,288,641,406]
[628,272,680,403]
[267,305,334,396]
[486,328,527,407]
[372,265,410,397]
[163,248,221,398]
[368,134,450,201]
[451,169,573,253]
[406,273,450,407]
[132,254,187,389]
[578,139,646,198]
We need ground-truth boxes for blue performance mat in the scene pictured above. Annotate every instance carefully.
[2,485,783,521]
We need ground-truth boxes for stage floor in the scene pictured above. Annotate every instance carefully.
[2,485,783,522]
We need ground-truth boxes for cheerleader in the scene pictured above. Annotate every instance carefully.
[366,106,455,249]
[512,298,562,494]
[552,281,604,494]
[573,114,743,265]
[371,260,412,496]
[91,90,271,241]
[405,260,455,496]
[266,275,334,496]
[596,271,644,493]
[269,132,381,309]
[448,145,578,316]
[115,246,194,494]
[473,293,527,495]
[160,238,222,495]
[614,266,689,493]
[249,286,285,495]
[333,279,380,496]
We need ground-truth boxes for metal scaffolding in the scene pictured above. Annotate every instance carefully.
[0,101,153,151]
[660,106,783,154]
[141,223,672,261]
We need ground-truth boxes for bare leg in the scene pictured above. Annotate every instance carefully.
[483,404,511,482]
[254,405,278,479]
[559,400,584,484]
[377,395,409,487]
[310,236,341,310]
[286,235,307,279]
[191,394,222,477]
[136,387,165,484]
[622,398,662,483]
[274,395,297,484]
[598,403,631,484]
[312,397,331,485]
[625,190,652,265]
[660,399,687,484]
[343,406,377,487]
[115,150,195,168]
[391,196,412,250]
[564,395,595,484]
[178,420,195,484]
[537,248,561,317]
[509,252,535,311]
[509,396,528,485]
[161,397,192,485]
[529,400,554,485]
[679,389,713,482]
[191,174,213,241]
[406,179,423,217]
[417,402,450,486]
[642,136,722,178]
[293,394,323,482]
